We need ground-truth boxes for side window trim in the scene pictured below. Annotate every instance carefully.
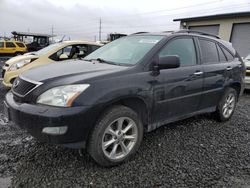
[158,36,198,67]
[216,44,228,62]
[6,42,16,48]
[218,44,234,62]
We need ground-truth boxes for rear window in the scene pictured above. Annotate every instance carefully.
[221,46,234,61]
[6,42,16,48]
[16,42,25,48]
[199,39,219,63]
[0,42,4,48]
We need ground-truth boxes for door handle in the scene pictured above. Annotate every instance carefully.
[226,67,233,71]
[193,71,203,76]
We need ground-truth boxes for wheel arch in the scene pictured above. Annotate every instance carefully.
[228,82,241,100]
[98,96,150,130]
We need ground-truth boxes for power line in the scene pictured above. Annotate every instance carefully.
[51,3,248,34]
[37,0,224,31]
[22,2,250,37]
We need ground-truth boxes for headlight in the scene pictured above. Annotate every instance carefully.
[37,84,90,107]
[9,59,32,71]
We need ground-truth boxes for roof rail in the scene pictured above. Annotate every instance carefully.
[175,29,221,39]
[132,32,149,35]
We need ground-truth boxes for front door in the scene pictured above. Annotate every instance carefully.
[151,37,204,123]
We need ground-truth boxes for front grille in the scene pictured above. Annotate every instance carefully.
[246,72,250,77]
[12,77,38,97]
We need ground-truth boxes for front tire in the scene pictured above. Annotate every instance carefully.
[215,88,237,122]
[88,105,143,166]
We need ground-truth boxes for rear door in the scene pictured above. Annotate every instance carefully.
[152,36,204,123]
[5,42,16,54]
[197,38,232,110]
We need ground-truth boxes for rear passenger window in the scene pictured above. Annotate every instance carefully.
[199,39,219,63]
[221,46,234,61]
[6,42,16,48]
[0,42,4,48]
[16,42,25,48]
[159,38,197,66]
[217,45,227,62]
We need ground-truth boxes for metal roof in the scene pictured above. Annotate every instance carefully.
[173,11,250,22]
[11,31,54,37]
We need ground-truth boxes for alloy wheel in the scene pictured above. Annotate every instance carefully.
[222,93,236,118]
[102,117,138,161]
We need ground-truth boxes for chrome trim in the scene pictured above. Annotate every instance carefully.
[11,75,43,98]
[19,74,43,85]
[194,71,203,76]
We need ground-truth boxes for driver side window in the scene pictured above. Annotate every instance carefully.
[159,38,197,66]
[55,46,73,61]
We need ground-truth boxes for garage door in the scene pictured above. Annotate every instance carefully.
[230,23,250,58]
[189,25,219,35]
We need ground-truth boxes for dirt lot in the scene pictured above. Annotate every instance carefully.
[0,82,250,187]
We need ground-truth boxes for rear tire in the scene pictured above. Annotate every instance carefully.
[214,88,237,122]
[88,105,143,167]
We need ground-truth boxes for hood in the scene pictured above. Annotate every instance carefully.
[5,54,39,65]
[21,60,128,83]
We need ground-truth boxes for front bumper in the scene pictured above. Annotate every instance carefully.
[245,76,250,90]
[5,92,99,148]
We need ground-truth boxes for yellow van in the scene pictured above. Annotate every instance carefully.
[2,40,102,87]
[0,40,27,56]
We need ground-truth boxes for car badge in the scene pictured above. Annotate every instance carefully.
[13,80,20,88]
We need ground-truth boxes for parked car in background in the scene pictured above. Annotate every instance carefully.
[0,40,27,56]
[4,31,245,166]
[244,53,250,89]
[2,40,103,87]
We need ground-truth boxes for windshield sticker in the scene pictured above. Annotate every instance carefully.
[138,39,160,44]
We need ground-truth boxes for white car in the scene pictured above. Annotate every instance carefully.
[244,54,250,89]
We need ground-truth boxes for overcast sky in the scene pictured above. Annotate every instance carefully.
[0,0,250,41]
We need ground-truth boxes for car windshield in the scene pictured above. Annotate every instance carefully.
[33,43,62,56]
[84,35,164,66]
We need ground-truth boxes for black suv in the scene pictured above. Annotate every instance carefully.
[4,30,245,166]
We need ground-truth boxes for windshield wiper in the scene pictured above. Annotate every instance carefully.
[83,58,131,66]
[85,58,117,65]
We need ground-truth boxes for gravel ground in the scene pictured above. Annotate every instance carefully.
[0,83,250,188]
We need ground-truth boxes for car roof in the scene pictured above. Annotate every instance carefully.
[131,30,220,39]
[0,40,24,43]
[61,40,103,46]
[131,30,235,53]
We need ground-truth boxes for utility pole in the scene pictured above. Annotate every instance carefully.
[99,18,102,41]
[52,25,54,42]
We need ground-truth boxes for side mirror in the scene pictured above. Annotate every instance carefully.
[59,54,68,60]
[158,55,180,70]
